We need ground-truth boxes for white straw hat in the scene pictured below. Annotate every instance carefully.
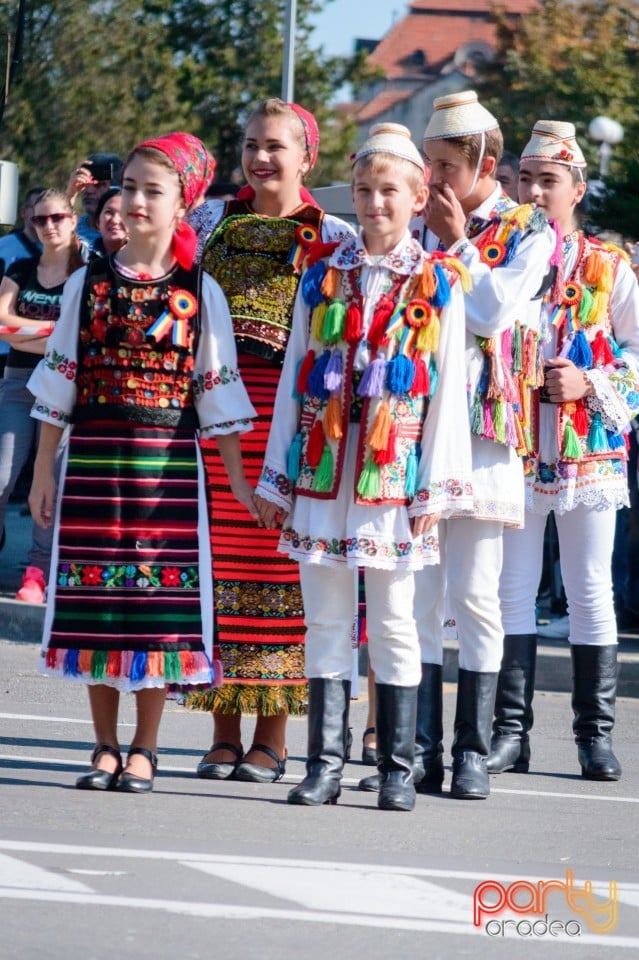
[423,90,499,141]
[520,120,586,168]
[353,122,424,171]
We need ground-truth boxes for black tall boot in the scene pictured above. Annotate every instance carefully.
[487,634,537,774]
[375,683,418,812]
[450,669,498,800]
[287,677,351,805]
[357,663,443,794]
[414,662,445,793]
[571,645,622,781]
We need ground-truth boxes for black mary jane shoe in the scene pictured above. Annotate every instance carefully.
[76,744,123,791]
[196,742,243,781]
[115,747,158,794]
[234,744,286,783]
[361,727,377,766]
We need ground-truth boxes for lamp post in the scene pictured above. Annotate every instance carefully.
[588,116,624,177]
[282,0,297,102]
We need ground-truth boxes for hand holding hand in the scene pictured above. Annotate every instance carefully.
[544,357,594,403]
[410,512,440,537]
[254,494,288,530]
[231,479,262,525]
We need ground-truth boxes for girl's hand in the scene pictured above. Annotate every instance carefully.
[544,357,594,403]
[230,479,262,524]
[254,494,288,530]
[411,512,440,537]
[29,472,56,528]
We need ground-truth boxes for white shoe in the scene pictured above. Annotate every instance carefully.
[537,615,570,639]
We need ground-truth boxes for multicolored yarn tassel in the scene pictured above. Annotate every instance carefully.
[306,419,325,467]
[591,330,614,366]
[357,356,386,398]
[312,445,334,492]
[562,417,582,459]
[295,349,316,397]
[301,261,327,308]
[374,425,397,465]
[567,329,593,369]
[307,349,331,400]
[385,354,415,394]
[357,458,381,499]
[344,302,363,343]
[404,447,418,498]
[587,412,608,453]
[321,266,339,300]
[311,301,328,342]
[287,432,303,481]
[323,348,343,392]
[322,300,346,343]
[323,393,343,440]
[430,264,451,308]
[366,402,392,451]
[411,355,430,396]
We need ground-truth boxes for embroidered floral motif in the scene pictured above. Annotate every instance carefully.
[260,465,293,497]
[192,365,241,396]
[214,580,303,618]
[217,642,305,681]
[44,349,77,380]
[32,402,71,424]
[56,562,199,590]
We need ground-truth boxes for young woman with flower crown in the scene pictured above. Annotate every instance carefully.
[27,132,257,794]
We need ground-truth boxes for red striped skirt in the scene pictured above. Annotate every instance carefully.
[187,355,306,716]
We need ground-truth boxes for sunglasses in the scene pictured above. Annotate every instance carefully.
[32,213,72,227]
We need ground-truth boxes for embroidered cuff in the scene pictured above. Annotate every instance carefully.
[583,368,631,433]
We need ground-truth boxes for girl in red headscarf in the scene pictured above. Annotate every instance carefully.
[27,132,258,793]
[185,99,354,784]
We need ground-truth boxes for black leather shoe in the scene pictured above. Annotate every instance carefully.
[358,773,379,792]
[196,742,243,780]
[288,774,341,805]
[235,744,286,783]
[578,741,622,781]
[116,747,157,793]
[378,770,416,811]
[76,744,122,791]
[361,727,377,765]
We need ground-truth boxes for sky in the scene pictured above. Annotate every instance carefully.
[309,0,406,56]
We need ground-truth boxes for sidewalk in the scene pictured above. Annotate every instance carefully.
[2,500,638,696]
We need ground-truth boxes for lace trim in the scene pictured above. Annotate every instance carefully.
[526,480,629,516]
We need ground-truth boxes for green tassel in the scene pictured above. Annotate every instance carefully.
[287,432,303,482]
[91,650,108,680]
[513,323,523,373]
[578,286,594,324]
[493,400,506,443]
[404,447,418,498]
[587,412,608,453]
[164,651,182,682]
[312,444,334,492]
[356,458,381,499]
[322,299,347,344]
[562,418,582,459]
[471,394,484,436]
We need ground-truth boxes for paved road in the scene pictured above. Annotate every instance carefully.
[1,639,638,959]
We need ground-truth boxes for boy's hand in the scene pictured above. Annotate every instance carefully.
[544,358,594,403]
[254,494,288,530]
[29,473,56,528]
[230,479,262,525]
[424,183,466,249]
[411,512,440,537]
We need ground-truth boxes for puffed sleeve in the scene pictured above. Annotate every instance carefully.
[584,257,639,432]
[27,266,85,426]
[187,200,225,263]
[195,273,257,437]
[254,284,309,512]
[321,213,357,245]
[408,273,474,518]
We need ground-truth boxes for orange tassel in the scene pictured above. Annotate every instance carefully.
[146,652,163,677]
[78,650,93,674]
[321,266,339,300]
[583,251,603,286]
[366,401,392,451]
[418,263,437,300]
[374,425,397,464]
[323,393,343,439]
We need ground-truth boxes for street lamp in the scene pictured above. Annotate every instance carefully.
[588,116,624,177]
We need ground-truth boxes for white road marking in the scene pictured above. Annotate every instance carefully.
[0,843,637,947]
[0,713,133,726]
[0,853,91,892]
[2,752,638,804]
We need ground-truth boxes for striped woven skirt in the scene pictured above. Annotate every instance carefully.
[185,354,307,716]
[40,422,217,692]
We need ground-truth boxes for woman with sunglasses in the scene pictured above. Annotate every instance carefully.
[0,189,85,602]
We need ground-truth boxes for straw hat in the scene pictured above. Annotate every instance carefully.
[353,122,424,171]
[520,120,586,168]
[423,90,499,141]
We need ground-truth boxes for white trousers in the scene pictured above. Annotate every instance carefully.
[500,504,618,646]
[299,564,421,686]
[415,517,505,672]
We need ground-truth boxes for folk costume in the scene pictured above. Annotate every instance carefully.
[185,111,354,719]
[412,91,557,800]
[28,134,256,694]
[257,123,472,810]
[493,121,639,781]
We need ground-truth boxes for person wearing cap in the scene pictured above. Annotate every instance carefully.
[490,121,639,782]
[184,99,354,787]
[66,152,124,251]
[27,132,258,793]
[255,122,473,811]
[410,90,557,800]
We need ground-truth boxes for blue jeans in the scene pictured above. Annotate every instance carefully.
[0,366,54,577]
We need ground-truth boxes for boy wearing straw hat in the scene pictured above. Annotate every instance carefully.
[256,122,472,811]
[407,90,556,800]
[490,120,639,782]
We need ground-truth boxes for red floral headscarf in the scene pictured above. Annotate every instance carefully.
[133,131,216,269]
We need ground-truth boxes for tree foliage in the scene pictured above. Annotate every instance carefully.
[480,0,639,236]
[0,0,371,195]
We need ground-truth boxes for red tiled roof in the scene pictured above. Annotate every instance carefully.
[369,1,538,79]
[355,88,417,123]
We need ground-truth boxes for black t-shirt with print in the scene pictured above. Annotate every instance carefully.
[5,257,64,370]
